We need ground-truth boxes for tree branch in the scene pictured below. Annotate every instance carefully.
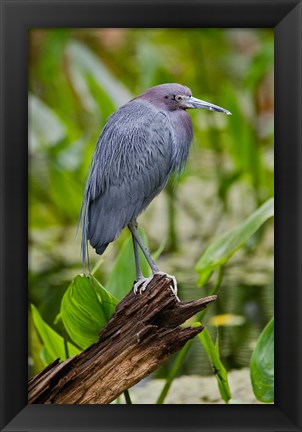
[28,273,217,404]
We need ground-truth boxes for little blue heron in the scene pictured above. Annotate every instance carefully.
[80,83,231,296]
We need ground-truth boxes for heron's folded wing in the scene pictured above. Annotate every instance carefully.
[81,101,173,261]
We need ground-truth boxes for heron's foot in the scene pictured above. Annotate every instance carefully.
[154,271,179,301]
[133,272,179,301]
[133,275,153,295]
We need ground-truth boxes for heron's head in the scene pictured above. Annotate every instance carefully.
[139,83,231,115]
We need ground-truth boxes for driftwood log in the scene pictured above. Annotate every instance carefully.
[28,273,217,404]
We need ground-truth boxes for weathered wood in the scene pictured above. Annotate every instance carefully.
[28,273,217,404]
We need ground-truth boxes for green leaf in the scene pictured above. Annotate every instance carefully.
[195,198,274,286]
[250,317,274,403]
[197,327,231,403]
[106,230,151,300]
[40,346,56,366]
[31,304,80,364]
[61,274,118,349]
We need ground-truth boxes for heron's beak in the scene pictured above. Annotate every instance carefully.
[185,96,232,115]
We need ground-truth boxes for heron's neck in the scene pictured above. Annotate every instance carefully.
[168,110,193,172]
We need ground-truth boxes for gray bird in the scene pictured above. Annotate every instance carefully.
[81,83,231,295]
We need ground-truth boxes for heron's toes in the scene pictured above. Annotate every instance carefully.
[133,272,180,301]
[154,271,180,301]
[133,275,153,295]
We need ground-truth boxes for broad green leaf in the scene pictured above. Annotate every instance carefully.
[195,198,274,286]
[40,346,56,366]
[61,274,118,349]
[197,326,231,403]
[31,304,80,364]
[106,230,150,300]
[250,317,274,403]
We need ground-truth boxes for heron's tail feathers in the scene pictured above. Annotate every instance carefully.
[96,243,109,255]
[88,190,131,257]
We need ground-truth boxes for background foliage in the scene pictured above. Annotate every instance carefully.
[28,28,274,403]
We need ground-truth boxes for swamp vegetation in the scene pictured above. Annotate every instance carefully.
[28,28,274,404]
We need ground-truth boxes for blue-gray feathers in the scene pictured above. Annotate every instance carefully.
[80,97,193,267]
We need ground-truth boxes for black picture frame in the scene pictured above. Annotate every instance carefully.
[0,0,301,431]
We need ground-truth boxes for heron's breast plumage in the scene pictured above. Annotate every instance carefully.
[168,109,193,173]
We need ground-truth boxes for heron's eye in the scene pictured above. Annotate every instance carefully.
[175,95,183,102]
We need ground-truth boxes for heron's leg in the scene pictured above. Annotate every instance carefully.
[131,235,146,295]
[128,222,179,300]
[129,222,149,294]
[128,222,159,273]
[131,232,143,280]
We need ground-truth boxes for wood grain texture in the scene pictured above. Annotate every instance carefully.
[28,273,217,404]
